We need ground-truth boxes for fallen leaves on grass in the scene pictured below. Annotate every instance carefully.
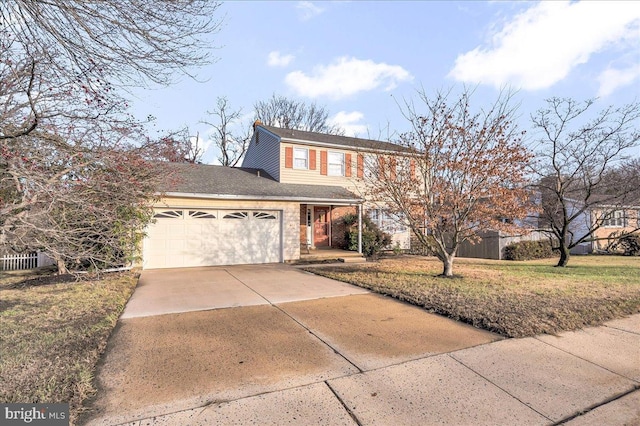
[306,256,640,338]
[0,271,138,425]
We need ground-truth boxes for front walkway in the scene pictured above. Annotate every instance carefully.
[84,265,640,425]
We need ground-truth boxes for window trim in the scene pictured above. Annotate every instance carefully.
[293,147,309,170]
[327,151,345,176]
[602,210,627,227]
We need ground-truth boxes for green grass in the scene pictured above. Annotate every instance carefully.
[305,255,640,338]
[0,270,138,425]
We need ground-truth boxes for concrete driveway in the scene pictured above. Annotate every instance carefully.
[83,264,640,425]
[120,263,371,318]
[84,264,502,425]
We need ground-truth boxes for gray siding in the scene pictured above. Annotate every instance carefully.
[242,127,281,181]
[458,230,549,260]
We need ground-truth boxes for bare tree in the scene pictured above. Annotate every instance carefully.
[254,94,344,134]
[201,97,251,166]
[1,1,221,88]
[144,127,204,164]
[366,88,533,276]
[531,98,640,266]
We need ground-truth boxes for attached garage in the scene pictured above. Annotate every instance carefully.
[143,208,282,269]
[142,163,363,269]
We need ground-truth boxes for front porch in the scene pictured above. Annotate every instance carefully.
[299,203,363,253]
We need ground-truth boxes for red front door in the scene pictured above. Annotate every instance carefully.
[314,207,330,247]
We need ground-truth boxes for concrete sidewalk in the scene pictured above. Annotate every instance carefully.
[94,314,640,426]
[84,265,640,426]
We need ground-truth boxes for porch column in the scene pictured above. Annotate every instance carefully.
[358,203,363,254]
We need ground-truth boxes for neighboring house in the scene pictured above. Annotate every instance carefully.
[457,202,640,260]
[141,123,413,269]
[590,206,640,252]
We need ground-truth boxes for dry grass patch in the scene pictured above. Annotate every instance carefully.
[0,269,138,425]
[305,255,640,338]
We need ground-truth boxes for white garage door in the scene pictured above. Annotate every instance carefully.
[143,208,281,269]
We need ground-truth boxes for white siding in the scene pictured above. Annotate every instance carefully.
[242,128,281,180]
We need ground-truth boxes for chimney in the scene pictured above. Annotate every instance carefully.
[253,120,262,129]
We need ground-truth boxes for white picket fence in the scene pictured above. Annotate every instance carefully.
[0,252,55,271]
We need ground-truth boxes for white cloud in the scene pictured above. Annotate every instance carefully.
[267,51,294,67]
[329,111,368,137]
[597,64,640,97]
[448,1,640,91]
[296,1,324,21]
[285,57,413,99]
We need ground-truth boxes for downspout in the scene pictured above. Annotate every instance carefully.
[358,203,363,254]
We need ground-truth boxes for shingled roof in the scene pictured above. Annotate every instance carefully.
[259,124,414,153]
[159,163,362,203]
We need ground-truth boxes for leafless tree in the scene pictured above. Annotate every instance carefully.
[254,94,344,134]
[1,0,221,88]
[201,97,251,166]
[366,88,533,276]
[144,127,204,164]
[531,98,640,267]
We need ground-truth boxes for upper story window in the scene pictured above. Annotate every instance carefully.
[363,154,377,180]
[328,151,345,176]
[294,148,308,169]
[602,210,627,227]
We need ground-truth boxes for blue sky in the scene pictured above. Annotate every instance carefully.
[129,1,640,164]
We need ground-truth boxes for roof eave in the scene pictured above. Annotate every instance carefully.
[160,191,364,204]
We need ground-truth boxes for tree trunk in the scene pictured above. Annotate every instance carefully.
[442,255,454,277]
[56,259,69,275]
[556,245,570,267]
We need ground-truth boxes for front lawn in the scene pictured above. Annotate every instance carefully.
[306,255,640,338]
[0,270,138,425]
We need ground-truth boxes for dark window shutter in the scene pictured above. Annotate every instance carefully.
[285,146,293,169]
[389,157,397,181]
[378,156,386,179]
[309,149,316,170]
[320,150,327,175]
[345,153,352,177]
[357,154,364,178]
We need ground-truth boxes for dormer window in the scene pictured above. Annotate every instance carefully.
[294,148,308,169]
[328,151,345,176]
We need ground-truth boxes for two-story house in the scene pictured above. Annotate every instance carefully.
[141,123,413,269]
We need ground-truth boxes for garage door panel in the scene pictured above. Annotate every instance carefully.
[143,208,281,269]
